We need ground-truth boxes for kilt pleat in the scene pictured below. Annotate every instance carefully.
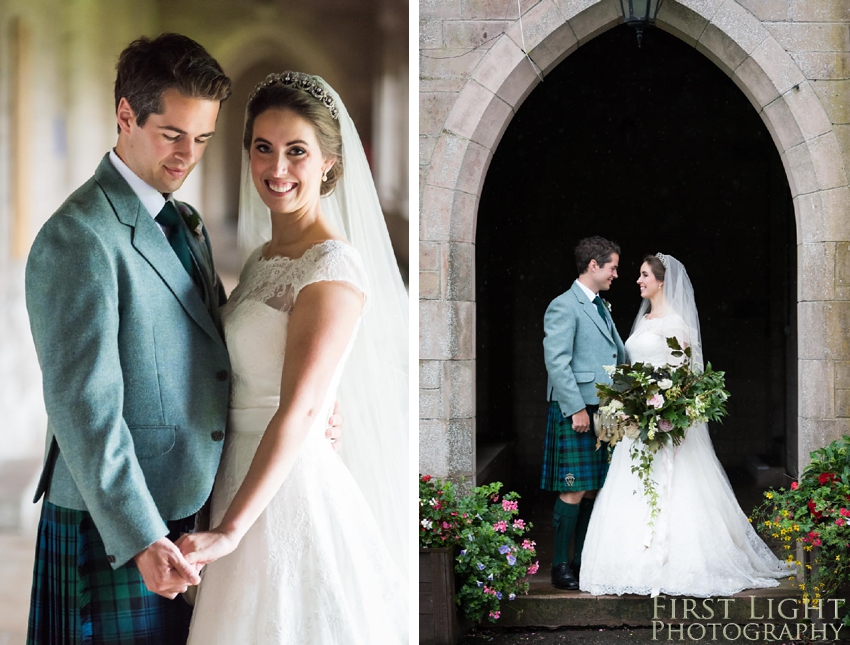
[540,401,609,492]
[27,502,194,645]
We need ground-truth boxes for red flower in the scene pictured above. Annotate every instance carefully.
[819,472,837,485]
[421,475,432,482]
[808,500,824,519]
[790,481,798,490]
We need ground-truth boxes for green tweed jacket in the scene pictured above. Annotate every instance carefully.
[26,154,230,568]
[543,281,626,417]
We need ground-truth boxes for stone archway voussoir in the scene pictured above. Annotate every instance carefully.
[445,80,499,141]
[696,0,770,77]
[732,38,806,111]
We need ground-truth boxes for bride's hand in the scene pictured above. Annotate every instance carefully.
[176,529,239,567]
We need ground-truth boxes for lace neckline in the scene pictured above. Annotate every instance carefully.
[257,239,346,264]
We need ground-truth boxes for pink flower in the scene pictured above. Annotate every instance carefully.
[527,561,539,575]
[513,519,526,530]
[648,393,665,409]
[840,508,850,518]
[658,419,673,432]
[493,521,508,533]
[442,522,451,529]
[837,518,845,527]
[522,539,537,550]
[502,499,519,512]
[791,481,799,490]
[489,611,501,620]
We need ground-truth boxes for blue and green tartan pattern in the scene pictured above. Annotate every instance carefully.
[27,502,194,645]
[540,401,609,492]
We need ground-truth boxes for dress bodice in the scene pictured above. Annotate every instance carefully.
[624,313,690,367]
[220,240,368,412]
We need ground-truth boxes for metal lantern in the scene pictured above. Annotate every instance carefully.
[619,0,664,47]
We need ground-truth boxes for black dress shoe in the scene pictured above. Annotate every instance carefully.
[569,561,580,584]
[551,562,579,590]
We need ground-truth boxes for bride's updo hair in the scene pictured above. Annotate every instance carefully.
[643,254,666,282]
[243,74,343,196]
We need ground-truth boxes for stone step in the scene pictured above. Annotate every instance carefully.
[496,578,813,629]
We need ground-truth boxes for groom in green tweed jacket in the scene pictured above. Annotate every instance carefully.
[24,34,233,643]
[540,236,626,591]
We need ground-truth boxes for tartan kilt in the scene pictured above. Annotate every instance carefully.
[540,401,609,492]
[27,502,194,645]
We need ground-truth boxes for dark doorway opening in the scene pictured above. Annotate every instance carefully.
[475,25,797,503]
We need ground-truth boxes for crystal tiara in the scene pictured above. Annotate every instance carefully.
[248,71,339,120]
[655,252,669,268]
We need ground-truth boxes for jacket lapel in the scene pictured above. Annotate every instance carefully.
[94,156,224,346]
[571,282,613,342]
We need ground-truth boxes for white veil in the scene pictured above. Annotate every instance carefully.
[236,74,409,579]
[631,253,704,372]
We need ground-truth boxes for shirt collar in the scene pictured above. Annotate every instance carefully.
[575,279,598,304]
[109,149,167,219]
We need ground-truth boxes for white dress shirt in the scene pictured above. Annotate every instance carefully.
[109,150,171,236]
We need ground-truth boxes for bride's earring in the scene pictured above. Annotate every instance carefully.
[322,170,328,182]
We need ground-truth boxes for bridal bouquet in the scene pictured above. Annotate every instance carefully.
[595,337,729,535]
[419,476,538,623]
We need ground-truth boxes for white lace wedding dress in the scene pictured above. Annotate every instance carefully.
[579,313,790,598]
[187,241,407,644]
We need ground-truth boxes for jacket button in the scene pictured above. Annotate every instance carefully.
[107,555,116,564]
[216,370,229,382]
[211,431,224,441]
[612,354,616,358]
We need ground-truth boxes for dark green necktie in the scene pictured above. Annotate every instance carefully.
[592,295,610,330]
[155,202,195,278]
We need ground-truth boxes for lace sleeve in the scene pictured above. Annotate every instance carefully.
[660,313,691,366]
[292,240,369,309]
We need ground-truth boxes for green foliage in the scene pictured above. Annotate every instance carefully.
[751,436,850,623]
[419,476,538,623]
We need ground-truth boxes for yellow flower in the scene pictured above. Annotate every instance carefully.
[806,565,812,570]
[766,492,774,499]
[765,521,772,527]
[799,584,806,590]
[772,533,779,538]
[781,510,789,517]
[837,556,841,562]
[784,545,791,550]
[805,545,813,552]
[747,517,752,523]
[793,524,800,531]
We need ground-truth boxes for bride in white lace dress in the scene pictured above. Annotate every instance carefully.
[579,253,790,598]
[178,73,408,643]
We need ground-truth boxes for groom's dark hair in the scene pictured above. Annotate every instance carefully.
[575,236,620,274]
[114,33,232,132]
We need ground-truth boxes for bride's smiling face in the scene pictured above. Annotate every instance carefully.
[249,108,334,215]
[637,262,663,299]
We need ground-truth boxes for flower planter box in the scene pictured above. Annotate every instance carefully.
[419,547,459,644]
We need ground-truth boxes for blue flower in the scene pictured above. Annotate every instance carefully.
[509,593,516,601]
[477,563,485,570]
[498,545,511,555]
[507,555,517,565]
[468,534,474,542]
[460,549,467,556]
[488,574,494,581]
[497,592,503,600]
[477,581,483,587]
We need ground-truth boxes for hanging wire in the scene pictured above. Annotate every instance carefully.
[517,0,545,81]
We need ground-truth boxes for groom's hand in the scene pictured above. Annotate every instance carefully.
[572,409,591,433]
[134,537,201,599]
[325,400,343,452]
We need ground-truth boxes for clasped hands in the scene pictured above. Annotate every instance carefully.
[136,405,343,598]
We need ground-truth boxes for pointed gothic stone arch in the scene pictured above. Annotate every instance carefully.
[419,0,850,482]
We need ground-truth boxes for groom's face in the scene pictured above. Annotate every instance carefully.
[592,252,619,292]
[116,88,220,195]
